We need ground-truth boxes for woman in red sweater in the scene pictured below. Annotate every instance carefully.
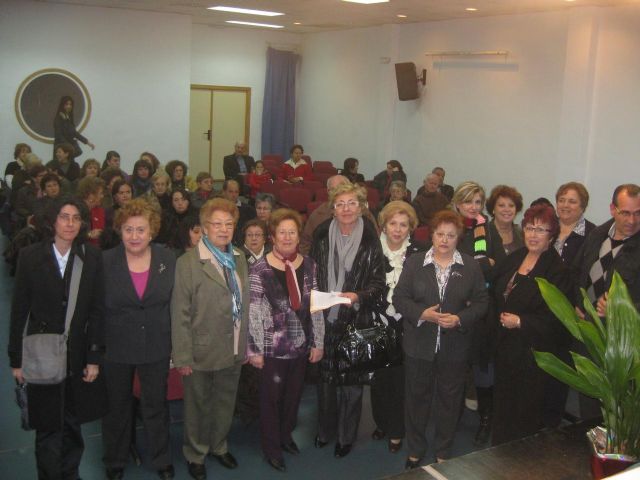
[281,145,313,184]
[247,160,273,197]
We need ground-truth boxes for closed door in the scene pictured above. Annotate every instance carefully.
[189,86,250,180]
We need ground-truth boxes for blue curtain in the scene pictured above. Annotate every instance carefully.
[261,47,299,160]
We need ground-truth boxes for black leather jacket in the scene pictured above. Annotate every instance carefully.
[310,217,386,384]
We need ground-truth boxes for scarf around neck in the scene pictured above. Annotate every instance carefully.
[271,246,301,310]
[202,235,242,327]
[327,217,364,322]
[380,232,410,316]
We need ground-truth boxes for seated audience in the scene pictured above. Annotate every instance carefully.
[240,218,271,266]
[5,142,31,188]
[157,189,197,248]
[412,174,449,226]
[281,145,313,184]
[131,159,154,197]
[190,172,215,210]
[166,160,196,191]
[47,143,81,183]
[491,204,572,445]
[140,151,161,173]
[102,198,176,480]
[432,167,454,202]
[101,150,121,172]
[171,198,249,479]
[246,160,272,198]
[486,185,524,256]
[222,179,256,245]
[394,210,488,468]
[14,164,47,228]
[77,176,106,246]
[248,208,324,472]
[255,192,275,224]
[100,168,126,209]
[224,141,255,195]
[342,157,365,185]
[150,170,172,212]
[80,158,100,178]
[373,160,406,200]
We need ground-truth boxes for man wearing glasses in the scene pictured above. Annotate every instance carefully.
[573,183,640,417]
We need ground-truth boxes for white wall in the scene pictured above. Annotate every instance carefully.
[297,6,640,223]
[0,0,191,173]
[190,24,302,159]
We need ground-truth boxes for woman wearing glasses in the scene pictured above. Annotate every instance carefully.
[490,204,572,445]
[171,198,249,480]
[310,183,385,458]
[394,210,488,468]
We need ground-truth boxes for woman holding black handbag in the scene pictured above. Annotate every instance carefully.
[370,201,424,454]
[310,182,385,459]
[9,196,106,480]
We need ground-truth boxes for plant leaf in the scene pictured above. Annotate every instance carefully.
[575,320,605,367]
[533,350,599,398]
[536,278,582,341]
[580,287,606,338]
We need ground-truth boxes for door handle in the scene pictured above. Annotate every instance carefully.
[203,130,211,141]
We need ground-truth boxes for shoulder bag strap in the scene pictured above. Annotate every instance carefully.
[63,246,84,338]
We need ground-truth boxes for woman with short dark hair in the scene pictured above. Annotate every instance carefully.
[373,160,407,199]
[47,143,81,182]
[9,196,106,480]
[486,185,524,256]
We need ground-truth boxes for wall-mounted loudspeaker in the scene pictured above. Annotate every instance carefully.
[394,62,426,101]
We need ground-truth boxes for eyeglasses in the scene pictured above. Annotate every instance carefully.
[434,232,457,241]
[334,200,359,210]
[614,207,640,220]
[207,221,234,231]
[58,213,82,223]
[524,226,552,235]
[246,233,264,239]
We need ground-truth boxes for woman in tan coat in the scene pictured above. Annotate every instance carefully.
[171,198,250,480]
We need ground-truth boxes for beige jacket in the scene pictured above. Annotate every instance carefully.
[171,240,249,371]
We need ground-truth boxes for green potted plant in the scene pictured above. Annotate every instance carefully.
[533,272,639,479]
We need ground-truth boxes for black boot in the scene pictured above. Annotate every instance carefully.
[474,386,493,446]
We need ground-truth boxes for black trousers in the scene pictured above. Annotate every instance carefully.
[317,382,363,445]
[35,381,84,480]
[102,358,171,469]
[259,356,307,461]
[370,364,405,439]
[404,354,466,460]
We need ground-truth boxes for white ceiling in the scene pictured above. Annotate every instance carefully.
[39,0,637,32]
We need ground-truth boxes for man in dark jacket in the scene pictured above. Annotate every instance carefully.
[223,142,255,195]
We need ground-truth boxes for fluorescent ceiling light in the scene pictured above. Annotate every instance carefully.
[465,7,478,11]
[209,6,284,16]
[342,0,389,4]
[397,14,407,18]
[226,20,284,28]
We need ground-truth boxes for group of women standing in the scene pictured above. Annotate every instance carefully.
[9,173,596,478]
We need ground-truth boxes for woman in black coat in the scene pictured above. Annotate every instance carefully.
[310,183,386,458]
[372,160,406,199]
[9,197,106,480]
[491,205,573,445]
[53,95,95,158]
[156,189,197,248]
[101,198,176,480]
[370,201,424,454]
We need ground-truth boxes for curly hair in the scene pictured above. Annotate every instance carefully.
[430,209,464,237]
[269,208,303,237]
[200,198,239,226]
[165,159,188,179]
[114,197,162,238]
[522,204,560,238]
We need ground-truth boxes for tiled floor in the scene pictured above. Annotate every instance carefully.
[0,237,483,480]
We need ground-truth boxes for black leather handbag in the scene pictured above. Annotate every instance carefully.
[335,309,402,376]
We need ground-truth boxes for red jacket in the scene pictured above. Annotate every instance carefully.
[280,160,314,182]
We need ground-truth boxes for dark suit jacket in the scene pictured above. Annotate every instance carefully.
[223,153,255,180]
[103,243,176,364]
[573,218,640,309]
[9,241,106,429]
[393,251,488,362]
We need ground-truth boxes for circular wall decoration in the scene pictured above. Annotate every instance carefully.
[15,68,91,144]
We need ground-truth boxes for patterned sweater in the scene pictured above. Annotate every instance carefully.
[248,255,324,359]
